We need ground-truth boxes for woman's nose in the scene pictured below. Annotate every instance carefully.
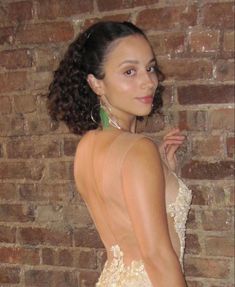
[141,72,158,89]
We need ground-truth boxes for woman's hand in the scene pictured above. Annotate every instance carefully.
[159,128,186,172]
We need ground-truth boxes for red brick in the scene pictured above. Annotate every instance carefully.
[0,225,16,243]
[19,227,72,246]
[25,270,53,286]
[36,204,65,223]
[178,110,207,131]
[0,183,18,201]
[8,1,33,22]
[137,6,197,30]
[14,94,37,113]
[79,270,100,287]
[0,247,39,265]
[158,58,212,80]
[0,114,24,136]
[0,204,34,222]
[136,112,165,133]
[42,248,56,265]
[0,96,11,114]
[0,72,28,93]
[77,249,97,269]
[186,281,204,287]
[209,109,234,131]
[205,236,234,257]
[83,14,130,31]
[227,137,234,158]
[191,185,226,207]
[192,136,222,157]
[0,115,24,136]
[0,266,20,284]
[58,249,73,266]
[34,47,64,72]
[37,0,94,19]
[97,0,158,11]
[29,71,53,90]
[149,32,185,55]
[187,209,199,229]
[201,209,233,231]
[64,137,80,156]
[15,22,74,44]
[25,116,59,135]
[48,161,73,180]
[74,227,104,248]
[25,269,78,287]
[215,59,235,81]
[0,27,14,45]
[189,30,220,53]
[202,3,235,29]
[0,162,44,180]
[182,160,234,180]
[0,143,2,157]
[0,49,32,69]
[185,257,230,278]
[223,31,234,51]
[34,183,73,202]
[185,233,201,255]
[227,185,235,207]
[6,137,60,158]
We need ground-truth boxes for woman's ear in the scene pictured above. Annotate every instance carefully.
[87,74,105,96]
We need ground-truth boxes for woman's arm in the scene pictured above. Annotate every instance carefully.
[121,137,186,287]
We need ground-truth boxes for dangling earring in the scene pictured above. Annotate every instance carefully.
[90,103,100,125]
[100,101,122,130]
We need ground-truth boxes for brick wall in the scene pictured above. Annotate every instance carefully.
[0,0,234,286]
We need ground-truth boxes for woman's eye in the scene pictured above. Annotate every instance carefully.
[124,69,136,76]
[147,66,156,73]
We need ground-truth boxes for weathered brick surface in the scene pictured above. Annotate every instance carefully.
[1,1,33,23]
[97,0,158,11]
[205,236,234,257]
[137,6,197,30]
[202,2,234,29]
[0,72,28,93]
[0,247,40,265]
[189,30,220,53]
[0,1,234,286]
[158,58,212,80]
[37,0,94,19]
[0,266,20,284]
[223,31,235,51]
[15,22,74,44]
[178,85,234,105]
[182,161,234,180]
[19,227,72,246]
[185,257,230,278]
[0,49,32,69]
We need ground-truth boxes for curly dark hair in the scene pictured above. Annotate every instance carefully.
[47,21,164,135]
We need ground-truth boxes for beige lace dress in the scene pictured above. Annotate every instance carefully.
[76,130,192,287]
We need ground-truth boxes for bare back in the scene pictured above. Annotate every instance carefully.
[74,129,182,267]
[74,130,148,264]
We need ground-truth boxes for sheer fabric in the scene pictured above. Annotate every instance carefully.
[82,131,192,287]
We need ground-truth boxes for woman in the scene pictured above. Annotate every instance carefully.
[48,21,192,287]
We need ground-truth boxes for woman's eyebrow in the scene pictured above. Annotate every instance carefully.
[118,58,156,67]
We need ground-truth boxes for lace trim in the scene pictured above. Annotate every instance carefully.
[96,245,152,286]
[166,174,192,269]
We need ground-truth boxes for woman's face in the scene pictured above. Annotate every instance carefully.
[91,35,158,122]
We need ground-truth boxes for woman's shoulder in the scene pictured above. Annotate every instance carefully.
[74,129,96,158]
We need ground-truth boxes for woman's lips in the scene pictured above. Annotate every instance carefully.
[135,96,153,104]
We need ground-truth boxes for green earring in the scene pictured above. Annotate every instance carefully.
[99,105,110,129]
